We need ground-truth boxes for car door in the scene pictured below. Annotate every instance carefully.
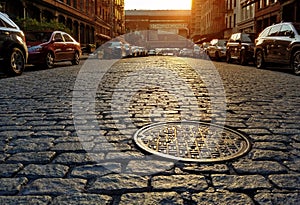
[53,32,66,60]
[265,25,281,62]
[0,18,10,60]
[275,24,294,64]
[62,33,75,60]
[0,19,7,60]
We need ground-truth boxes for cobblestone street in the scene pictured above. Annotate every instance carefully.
[0,56,299,204]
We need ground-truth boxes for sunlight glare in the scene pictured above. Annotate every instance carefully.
[125,0,192,10]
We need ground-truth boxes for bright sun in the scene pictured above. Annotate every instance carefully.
[125,0,191,10]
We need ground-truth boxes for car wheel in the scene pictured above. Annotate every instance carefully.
[255,50,265,69]
[45,52,54,69]
[291,50,300,75]
[226,51,232,63]
[240,50,248,66]
[72,52,80,65]
[5,47,25,76]
[215,52,220,61]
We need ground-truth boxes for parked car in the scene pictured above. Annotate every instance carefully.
[201,42,211,59]
[139,46,148,56]
[206,39,227,61]
[131,45,140,57]
[124,43,132,57]
[103,41,126,59]
[26,31,81,68]
[179,48,193,57]
[254,22,300,75]
[193,44,202,58]
[226,32,255,65]
[0,12,28,76]
[148,49,156,56]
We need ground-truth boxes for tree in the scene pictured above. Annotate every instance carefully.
[15,18,72,34]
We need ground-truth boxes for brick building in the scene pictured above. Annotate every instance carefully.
[0,0,125,46]
[191,0,226,43]
[280,0,300,22]
[253,0,281,34]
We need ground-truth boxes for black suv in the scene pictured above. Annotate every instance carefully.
[254,22,300,75]
[0,12,28,76]
[226,32,255,65]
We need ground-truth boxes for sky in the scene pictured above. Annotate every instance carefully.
[124,0,192,10]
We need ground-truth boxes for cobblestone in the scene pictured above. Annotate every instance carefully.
[6,151,56,164]
[70,163,122,178]
[151,175,208,192]
[0,57,299,203]
[191,192,255,204]
[119,192,184,205]
[17,164,69,178]
[0,177,28,195]
[254,192,300,205]
[0,196,51,205]
[22,178,87,196]
[268,174,300,190]
[51,194,112,205]
[0,163,23,177]
[88,174,149,194]
[212,174,272,191]
[232,160,287,174]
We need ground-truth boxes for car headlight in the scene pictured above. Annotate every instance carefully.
[28,45,43,52]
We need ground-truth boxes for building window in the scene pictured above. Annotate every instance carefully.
[258,0,262,9]
[265,0,269,6]
[66,0,71,5]
[234,0,236,8]
[229,16,232,28]
[73,0,77,9]
[80,0,83,11]
[86,0,89,13]
[234,14,236,27]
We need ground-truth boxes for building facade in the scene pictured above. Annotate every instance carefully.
[191,0,226,43]
[224,0,241,38]
[125,10,191,49]
[253,0,281,34]
[238,0,255,34]
[191,0,298,43]
[0,0,125,46]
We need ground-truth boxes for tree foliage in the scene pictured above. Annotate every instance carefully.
[15,18,72,34]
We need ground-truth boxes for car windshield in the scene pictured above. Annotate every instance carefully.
[26,32,52,43]
[242,34,255,43]
[0,12,19,29]
[292,23,300,34]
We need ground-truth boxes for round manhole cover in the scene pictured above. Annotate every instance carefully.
[134,121,251,162]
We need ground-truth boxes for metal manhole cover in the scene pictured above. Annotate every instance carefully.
[134,121,251,162]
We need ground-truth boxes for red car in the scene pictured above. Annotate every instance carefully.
[26,31,81,68]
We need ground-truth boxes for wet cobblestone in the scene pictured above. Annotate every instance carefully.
[0,57,299,204]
